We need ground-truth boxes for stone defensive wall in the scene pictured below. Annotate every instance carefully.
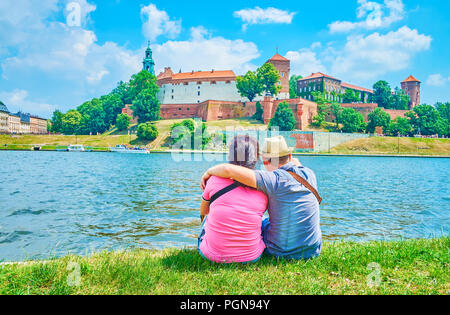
[224,130,370,153]
[340,103,408,122]
[160,97,318,131]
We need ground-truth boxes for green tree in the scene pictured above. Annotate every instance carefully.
[77,98,107,135]
[137,122,159,141]
[252,101,263,122]
[257,63,282,96]
[342,89,360,103]
[268,102,297,131]
[49,110,64,133]
[112,81,133,105]
[101,93,124,127]
[373,80,392,108]
[170,119,210,149]
[386,117,412,136]
[311,91,330,127]
[330,102,343,131]
[128,71,159,101]
[389,87,410,110]
[289,75,302,99]
[340,108,366,133]
[116,113,131,131]
[62,110,82,135]
[236,71,263,102]
[406,104,446,136]
[132,89,160,124]
[366,108,391,133]
[436,102,450,136]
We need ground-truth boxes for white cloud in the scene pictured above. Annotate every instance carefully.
[234,7,296,30]
[141,3,181,41]
[330,26,432,80]
[286,49,326,77]
[0,89,56,116]
[0,0,142,116]
[329,0,405,33]
[426,74,449,87]
[153,27,260,75]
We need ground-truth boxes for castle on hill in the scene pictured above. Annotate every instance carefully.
[122,42,421,130]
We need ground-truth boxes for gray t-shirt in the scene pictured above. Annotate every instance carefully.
[255,162,322,259]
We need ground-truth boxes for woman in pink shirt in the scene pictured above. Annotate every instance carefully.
[198,135,268,264]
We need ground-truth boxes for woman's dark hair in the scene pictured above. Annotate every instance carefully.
[228,135,260,169]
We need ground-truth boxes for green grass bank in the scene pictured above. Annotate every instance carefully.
[1,238,448,295]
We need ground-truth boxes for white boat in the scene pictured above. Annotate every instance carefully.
[110,145,149,154]
[67,144,85,152]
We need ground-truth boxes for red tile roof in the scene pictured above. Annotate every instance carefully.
[341,82,374,93]
[300,72,341,81]
[402,75,420,83]
[161,70,236,81]
[268,53,289,62]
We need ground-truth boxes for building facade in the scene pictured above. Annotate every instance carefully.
[8,114,20,134]
[401,75,421,109]
[154,51,291,106]
[266,54,290,99]
[297,72,373,103]
[0,101,9,134]
[142,41,155,75]
[157,69,243,104]
[30,116,48,134]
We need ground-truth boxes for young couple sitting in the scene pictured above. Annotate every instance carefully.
[198,135,322,264]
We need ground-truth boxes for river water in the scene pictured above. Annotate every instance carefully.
[0,151,448,262]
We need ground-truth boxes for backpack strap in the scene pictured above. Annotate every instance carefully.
[209,181,241,204]
[286,170,322,205]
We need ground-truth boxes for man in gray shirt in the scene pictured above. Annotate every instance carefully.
[201,136,322,260]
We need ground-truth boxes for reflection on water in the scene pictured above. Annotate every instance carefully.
[0,151,449,261]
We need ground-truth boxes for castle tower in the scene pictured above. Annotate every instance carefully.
[401,75,421,109]
[143,41,155,75]
[266,53,290,99]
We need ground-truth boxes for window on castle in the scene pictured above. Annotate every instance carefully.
[197,81,202,85]
[184,82,188,85]
[211,81,216,84]
[179,108,182,111]
[226,81,231,84]
[198,91,200,96]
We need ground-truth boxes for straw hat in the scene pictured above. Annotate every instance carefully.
[261,136,294,158]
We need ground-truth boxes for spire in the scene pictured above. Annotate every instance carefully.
[143,40,155,75]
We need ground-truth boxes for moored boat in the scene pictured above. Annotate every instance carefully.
[67,144,85,152]
[109,145,149,154]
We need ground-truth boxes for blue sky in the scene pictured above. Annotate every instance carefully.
[0,0,449,117]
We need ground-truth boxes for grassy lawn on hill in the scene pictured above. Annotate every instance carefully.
[330,137,450,156]
[0,238,448,295]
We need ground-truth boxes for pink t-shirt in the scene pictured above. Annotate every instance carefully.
[200,176,268,263]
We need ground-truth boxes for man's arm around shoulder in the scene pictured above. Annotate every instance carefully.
[201,164,257,190]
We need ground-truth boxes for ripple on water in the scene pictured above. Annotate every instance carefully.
[0,152,448,262]
[8,208,56,217]
[0,230,33,244]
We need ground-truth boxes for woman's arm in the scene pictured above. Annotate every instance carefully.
[200,199,210,222]
[201,164,257,190]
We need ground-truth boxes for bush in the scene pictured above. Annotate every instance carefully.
[170,119,210,149]
[252,101,263,122]
[137,123,158,141]
[340,108,366,133]
[269,102,297,131]
[116,113,131,131]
